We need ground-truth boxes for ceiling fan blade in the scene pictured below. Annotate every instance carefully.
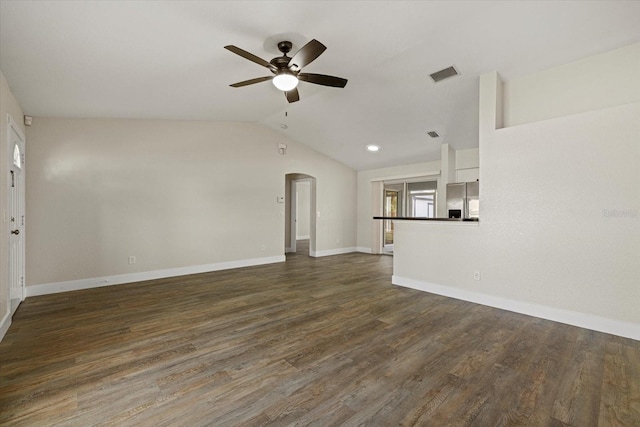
[224,45,277,72]
[230,76,273,88]
[288,39,326,71]
[298,73,348,88]
[285,88,300,103]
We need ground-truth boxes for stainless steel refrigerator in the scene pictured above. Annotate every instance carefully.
[446,181,479,219]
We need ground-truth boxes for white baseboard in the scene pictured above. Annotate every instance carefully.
[27,255,286,298]
[285,247,293,253]
[296,235,310,240]
[0,312,10,342]
[393,275,640,341]
[356,247,372,254]
[312,247,357,257]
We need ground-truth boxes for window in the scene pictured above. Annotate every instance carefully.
[13,144,21,169]
[383,189,399,246]
[410,193,435,217]
[382,179,437,253]
[407,181,437,218]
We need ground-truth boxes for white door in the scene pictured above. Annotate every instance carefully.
[8,116,25,314]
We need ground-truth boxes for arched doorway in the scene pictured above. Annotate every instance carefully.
[284,173,317,257]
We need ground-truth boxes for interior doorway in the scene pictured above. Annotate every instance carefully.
[382,183,403,254]
[285,173,316,257]
[7,115,26,315]
[295,180,311,241]
[383,188,399,254]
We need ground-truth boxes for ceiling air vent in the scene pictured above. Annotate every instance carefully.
[427,131,440,138]
[429,66,459,83]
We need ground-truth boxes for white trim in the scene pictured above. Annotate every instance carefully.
[370,171,440,183]
[0,312,10,342]
[312,247,357,258]
[356,246,372,254]
[285,247,293,253]
[392,275,640,341]
[6,114,27,324]
[290,180,298,253]
[296,235,310,240]
[27,255,285,297]
[7,114,25,142]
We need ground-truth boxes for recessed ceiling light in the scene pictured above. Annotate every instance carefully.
[366,145,380,152]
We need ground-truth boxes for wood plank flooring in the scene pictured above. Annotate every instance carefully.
[1,244,639,426]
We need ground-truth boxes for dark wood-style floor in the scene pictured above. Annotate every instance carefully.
[1,242,639,426]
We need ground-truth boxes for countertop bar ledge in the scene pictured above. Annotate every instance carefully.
[373,216,479,222]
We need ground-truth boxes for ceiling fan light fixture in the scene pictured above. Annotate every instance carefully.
[273,72,299,91]
[225,38,346,103]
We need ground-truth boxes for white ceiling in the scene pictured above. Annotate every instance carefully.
[1,1,639,171]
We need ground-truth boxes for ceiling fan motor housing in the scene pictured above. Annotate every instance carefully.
[277,41,293,54]
[271,41,294,72]
[270,56,292,71]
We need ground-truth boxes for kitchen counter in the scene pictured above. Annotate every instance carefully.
[373,216,479,222]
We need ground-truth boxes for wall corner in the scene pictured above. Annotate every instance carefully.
[479,71,504,140]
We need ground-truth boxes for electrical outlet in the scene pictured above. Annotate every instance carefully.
[128,256,136,265]
[473,271,481,281]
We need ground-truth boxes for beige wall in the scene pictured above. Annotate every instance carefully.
[455,147,479,182]
[503,42,640,127]
[25,118,356,288]
[393,54,640,339]
[0,70,26,338]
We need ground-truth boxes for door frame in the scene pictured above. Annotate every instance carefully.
[289,180,298,253]
[285,173,316,257]
[289,178,312,254]
[382,187,400,253]
[7,114,26,312]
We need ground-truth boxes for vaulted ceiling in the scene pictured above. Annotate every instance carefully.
[1,1,639,170]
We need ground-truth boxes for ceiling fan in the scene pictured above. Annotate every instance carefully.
[224,39,348,103]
